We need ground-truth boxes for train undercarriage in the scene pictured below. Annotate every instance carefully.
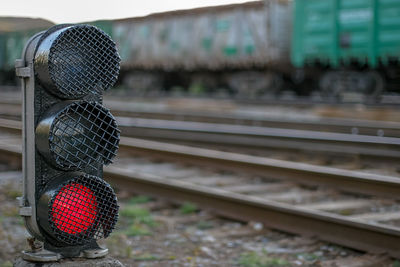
[0,67,398,103]
[117,67,399,102]
[119,68,291,98]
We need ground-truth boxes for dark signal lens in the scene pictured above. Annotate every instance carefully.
[52,183,97,235]
[36,101,120,171]
[35,24,121,99]
[49,102,120,170]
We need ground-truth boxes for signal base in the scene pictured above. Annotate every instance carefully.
[21,238,109,262]
[20,247,109,262]
[14,256,125,266]
[21,248,62,262]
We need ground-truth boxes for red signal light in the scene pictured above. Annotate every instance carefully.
[51,183,97,235]
[37,173,118,246]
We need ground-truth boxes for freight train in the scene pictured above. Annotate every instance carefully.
[293,0,400,101]
[1,0,400,101]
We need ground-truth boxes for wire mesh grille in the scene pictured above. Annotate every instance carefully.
[48,25,120,98]
[49,101,120,170]
[49,174,119,245]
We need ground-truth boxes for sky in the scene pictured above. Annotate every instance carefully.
[0,0,252,24]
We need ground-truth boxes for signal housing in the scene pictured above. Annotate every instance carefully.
[16,24,121,261]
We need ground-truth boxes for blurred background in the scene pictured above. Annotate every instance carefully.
[1,0,399,103]
[1,1,400,266]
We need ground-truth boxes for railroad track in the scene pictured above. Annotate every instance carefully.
[1,125,400,257]
[1,97,400,137]
[116,117,400,162]
[0,116,399,164]
[104,100,400,138]
[2,86,400,106]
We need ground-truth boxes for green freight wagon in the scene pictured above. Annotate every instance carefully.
[292,0,400,98]
[86,20,113,37]
[0,34,6,72]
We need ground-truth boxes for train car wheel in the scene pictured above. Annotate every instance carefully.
[365,71,384,103]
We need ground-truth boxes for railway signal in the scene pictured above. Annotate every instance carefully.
[15,24,121,261]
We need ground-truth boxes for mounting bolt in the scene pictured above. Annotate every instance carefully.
[27,237,43,252]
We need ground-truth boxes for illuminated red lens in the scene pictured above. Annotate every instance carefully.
[52,183,97,234]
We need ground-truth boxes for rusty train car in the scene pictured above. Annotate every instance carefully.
[2,0,400,100]
[92,0,292,97]
[0,1,292,97]
[92,0,400,100]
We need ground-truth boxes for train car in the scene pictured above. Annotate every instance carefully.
[91,0,292,97]
[292,0,400,100]
[3,0,398,101]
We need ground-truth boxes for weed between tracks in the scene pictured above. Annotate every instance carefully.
[238,250,290,267]
[118,196,158,237]
[0,174,396,267]
[179,202,198,215]
[102,192,395,267]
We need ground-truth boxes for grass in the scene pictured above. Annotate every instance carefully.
[179,202,198,214]
[238,251,290,267]
[128,195,152,205]
[125,224,152,237]
[120,205,149,218]
[0,261,13,267]
[120,206,156,227]
[119,199,159,237]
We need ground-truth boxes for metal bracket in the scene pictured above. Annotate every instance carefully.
[19,207,32,216]
[15,67,31,78]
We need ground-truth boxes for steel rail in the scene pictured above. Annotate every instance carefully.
[1,140,400,258]
[117,137,400,199]
[106,166,400,258]
[0,118,22,132]
[104,100,400,137]
[116,117,400,161]
[3,116,399,161]
[0,119,399,198]
[1,100,400,137]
